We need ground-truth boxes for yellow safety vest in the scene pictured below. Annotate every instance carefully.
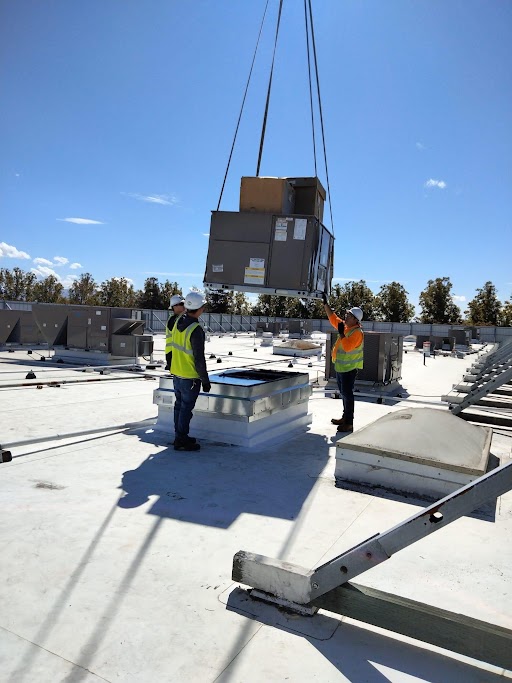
[165,313,183,355]
[334,326,364,373]
[170,321,200,379]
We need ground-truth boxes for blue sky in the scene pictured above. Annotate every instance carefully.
[1,0,511,314]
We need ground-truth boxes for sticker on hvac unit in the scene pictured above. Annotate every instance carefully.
[212,264,224,272]
[244,258,265,285]
[293,218,307,240]
[274,218,288,241]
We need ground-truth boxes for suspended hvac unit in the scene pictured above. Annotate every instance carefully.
[204,176,334,300]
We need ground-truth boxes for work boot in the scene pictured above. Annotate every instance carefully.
[174,438,200,452]
[331,417,345,425]
[336,422,353,433]
[170,436,197,446]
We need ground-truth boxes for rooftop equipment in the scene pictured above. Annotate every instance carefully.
[153,367,312,448]
[0,310,44,346]
[325,331,403,385]
[0,305,153,364]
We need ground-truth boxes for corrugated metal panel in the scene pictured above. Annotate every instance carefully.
[432,324,451,336]
[478,329,496,342]
[414,324,432,335]
[1,300,33,311]
[392,323,412,334]
[496,328,512,341]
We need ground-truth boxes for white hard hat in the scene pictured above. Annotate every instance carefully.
[184,291,207,310]
[347,306,363,322]
[169,294,185,308]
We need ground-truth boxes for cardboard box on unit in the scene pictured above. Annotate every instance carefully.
[240,177,295,215]
[287,176,326,222]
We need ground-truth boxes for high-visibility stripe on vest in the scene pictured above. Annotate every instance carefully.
[170,321,200,379]
[334,326,364,373]
[165,313,183,355]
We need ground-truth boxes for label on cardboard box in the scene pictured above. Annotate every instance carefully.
[212,264,223,272]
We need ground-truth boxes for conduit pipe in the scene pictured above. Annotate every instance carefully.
[3,418,157,451]
[0,374,155,390]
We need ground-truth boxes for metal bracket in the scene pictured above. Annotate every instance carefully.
[233,460,512,605]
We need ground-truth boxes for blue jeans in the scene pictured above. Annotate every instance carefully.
[173,377,201,440]
[336,369,358,423]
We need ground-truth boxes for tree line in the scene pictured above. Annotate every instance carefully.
[1,266,511,326]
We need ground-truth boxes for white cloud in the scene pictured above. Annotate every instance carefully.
[53,256,69,265]
[57,217,104,225]
[416,142,425,151]
[31,267,79,289]
[452,295,466,302]
[33,257,54,266]
[112,276,134,285]
[202,232,210,237]
[0,242,31,259]
[70,262,82,269]
[59,274,78,289]
[424,179,447,189]
[31,266,60,279]
[123,192,178,206]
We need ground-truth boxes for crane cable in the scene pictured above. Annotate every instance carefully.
[256,0,284,176]
[217,0,334,237]
[217,0,271,211]
[307,0,334,234]
[304,0,317,178]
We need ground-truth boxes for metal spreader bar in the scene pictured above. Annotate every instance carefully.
[233,459,512,606]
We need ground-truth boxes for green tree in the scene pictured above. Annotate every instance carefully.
[418,277,462,324]
[229,291,251,315]
[252,294,289,317]
[98,277,137,307]
[327,280,377,321]
[32,275,65,303]
[205,289,232,313]
[68,272,99,305]
[136,277,162,309]
[159,280,182,310]
[284,297,324,319]
[465,281,502,326]
[500,295,512,327]
[0,266,37,301]
[375,281,415,322]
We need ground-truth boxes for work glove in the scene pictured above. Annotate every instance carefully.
[321,292,328,305]
[202,380,211,393]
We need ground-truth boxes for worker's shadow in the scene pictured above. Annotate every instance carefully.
[116,430,333,529]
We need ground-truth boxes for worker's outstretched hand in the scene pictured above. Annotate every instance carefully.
[321,292,328,305]
[202,380,211,393]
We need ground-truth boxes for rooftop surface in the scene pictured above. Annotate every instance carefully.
[1,333,511,682]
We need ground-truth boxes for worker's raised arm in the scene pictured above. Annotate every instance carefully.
[322,292,343,331]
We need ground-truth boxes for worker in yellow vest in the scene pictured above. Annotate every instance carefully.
[165,294,185,370]
[322,293,364,433]
[168,291,211,451]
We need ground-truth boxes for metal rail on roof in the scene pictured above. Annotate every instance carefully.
[443,339,512,415]
[232,459,512,669]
